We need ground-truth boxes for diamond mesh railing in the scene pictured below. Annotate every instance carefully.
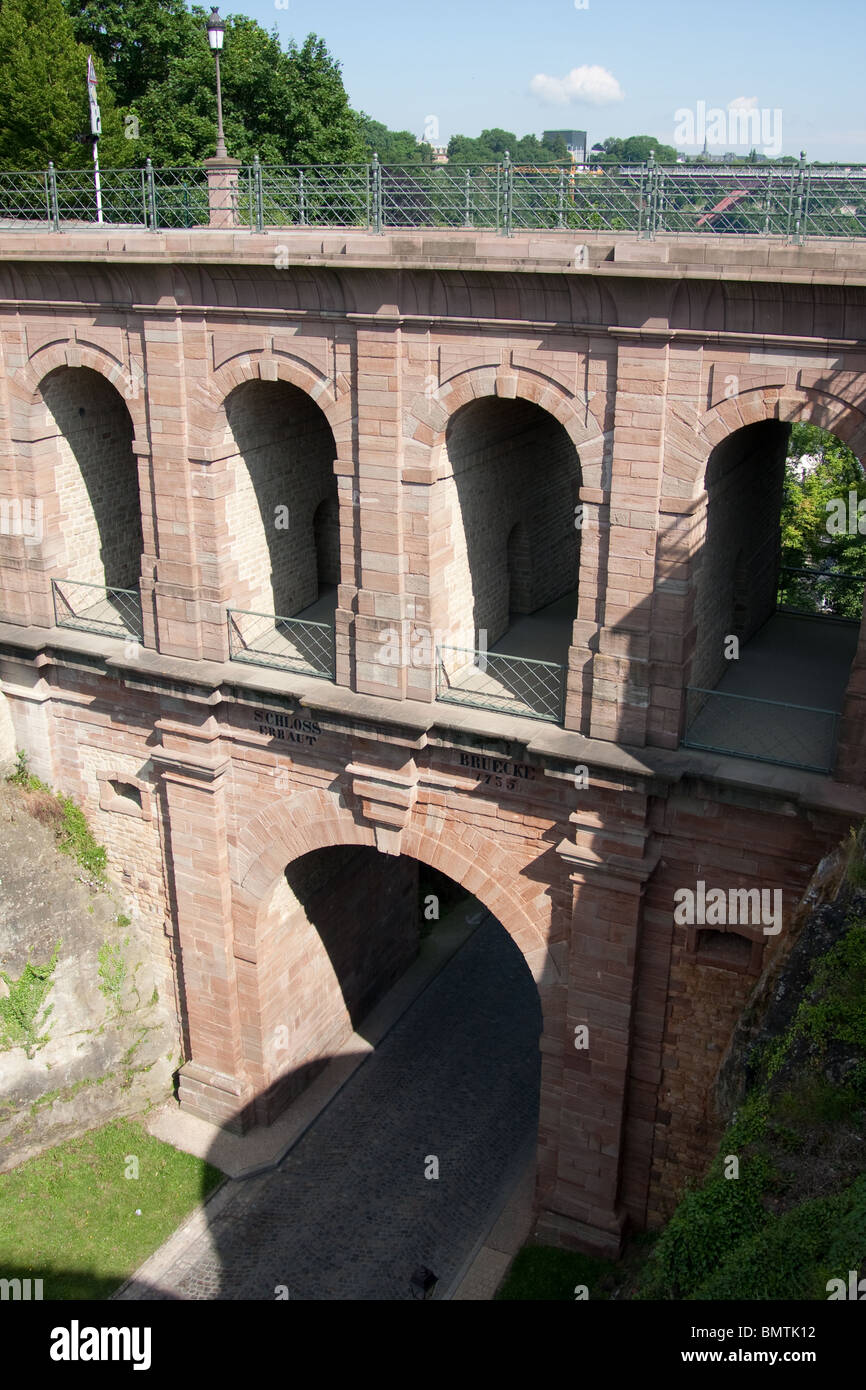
[651,164,800,237]
[228,607,335,680]
[802,166,866,239]
[777,567,866,621]
[2,159,866,241]
[682,686,839,773]
[52,167,148,226]
[149,164,213,229]
[259,164,371,229]
[0,169,55,226]
[52,577,143,640]
[436,645,564,723]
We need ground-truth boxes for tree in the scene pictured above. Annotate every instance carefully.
[780,424,866,618]
[593,134,678,164]
[63,0,192,109]
[0,0,130,168]
[355,113,432,165]
[128,20,364,166]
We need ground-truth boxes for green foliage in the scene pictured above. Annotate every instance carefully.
[592,134,678,164]
[0,943,61,1058]
[64,0,192,109]
[640,899,866,1300]
[446,128,573,165]
[692,1177,866,1300]
[496,1245,616,1300]
[7,748,50,793]
[355,113,433,165]
[65,2,365,167]
[7,749,109,884]
[0,0,131,168]
[56,795,107,883]
[97,939,129,1015]
[765,920,866,1089]
[0,1117,223,1300]
[779,424,866,617]
[638,1152,774,1299]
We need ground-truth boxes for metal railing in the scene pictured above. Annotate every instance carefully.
[3,156,866,241]
[51,577,142,640]
[227,607,334,679]
[682,686,840,773]
[436,645,565,723]
[777,566,866,620]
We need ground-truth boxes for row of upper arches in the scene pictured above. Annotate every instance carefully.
[6,351,866,764]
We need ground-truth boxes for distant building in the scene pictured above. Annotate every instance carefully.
[418,139,448,164]
[543,130,587,164]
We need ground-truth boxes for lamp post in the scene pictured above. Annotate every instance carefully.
[207,7,228,159]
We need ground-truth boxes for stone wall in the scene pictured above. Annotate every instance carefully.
[691,420,789,693]
[439,398,581,650]
[223,380,338,617]
[43,368,142,591]
[251,848,419,1121]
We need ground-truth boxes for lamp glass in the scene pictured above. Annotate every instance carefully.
[207,9,225,49]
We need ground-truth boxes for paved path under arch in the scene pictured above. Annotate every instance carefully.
[117,918,542,1301]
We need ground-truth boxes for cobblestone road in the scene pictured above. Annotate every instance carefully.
[122,917,542,1300]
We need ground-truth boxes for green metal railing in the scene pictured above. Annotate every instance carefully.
[227,607,334,680]
[3,156,866,241]
[436,644,565,723]
[52,577,142,640]
[777,566,866,621]
[682,686,840,773]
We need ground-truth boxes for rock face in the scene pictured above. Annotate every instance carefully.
[0,781,177,1171]
[715,841,859,1120]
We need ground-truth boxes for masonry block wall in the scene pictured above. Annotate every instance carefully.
[222,380,338,617]
[439,398,581,657]
[3,238,866,1253]
[691,419,789,693]
[44,368,142,591]
[251,848,419,1121]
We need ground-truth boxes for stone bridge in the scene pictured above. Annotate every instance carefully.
[1,224,866,1254]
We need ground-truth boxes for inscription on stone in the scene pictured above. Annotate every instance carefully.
[254,709,321,746]
[458,750,535,790]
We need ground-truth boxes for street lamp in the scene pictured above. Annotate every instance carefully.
[207,7,228,159]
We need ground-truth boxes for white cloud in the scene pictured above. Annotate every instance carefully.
[529,65,624,107]
[728,96,759,111]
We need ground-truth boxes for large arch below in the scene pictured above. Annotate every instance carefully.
[226,786,559,1139]
[232,787,556,981]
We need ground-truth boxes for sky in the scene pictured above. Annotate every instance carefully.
[224,0,866,162]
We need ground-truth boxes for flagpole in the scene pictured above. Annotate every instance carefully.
[87,54,103,224]
[93,136,103,224]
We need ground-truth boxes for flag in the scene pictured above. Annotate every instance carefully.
[87,54,101,137]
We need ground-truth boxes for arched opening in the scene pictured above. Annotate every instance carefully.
[217,844,542,1298]
[683,419,866,772]
[223,380,340,679]
[43,367,143,639]
[434,397,581,723]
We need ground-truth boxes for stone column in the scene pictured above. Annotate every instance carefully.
[155,714,254,1132]
[141,313,208,660]
[539,810,658,1255]
[351,323,412,700]
[204,158,242,229]
[590,335,671,746]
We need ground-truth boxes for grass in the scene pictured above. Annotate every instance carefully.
[496,1245,616,1300]
[6,749,107,886]
[0,1117,223,1299]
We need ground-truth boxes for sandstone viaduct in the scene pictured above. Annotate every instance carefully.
[1,225,866,1254]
